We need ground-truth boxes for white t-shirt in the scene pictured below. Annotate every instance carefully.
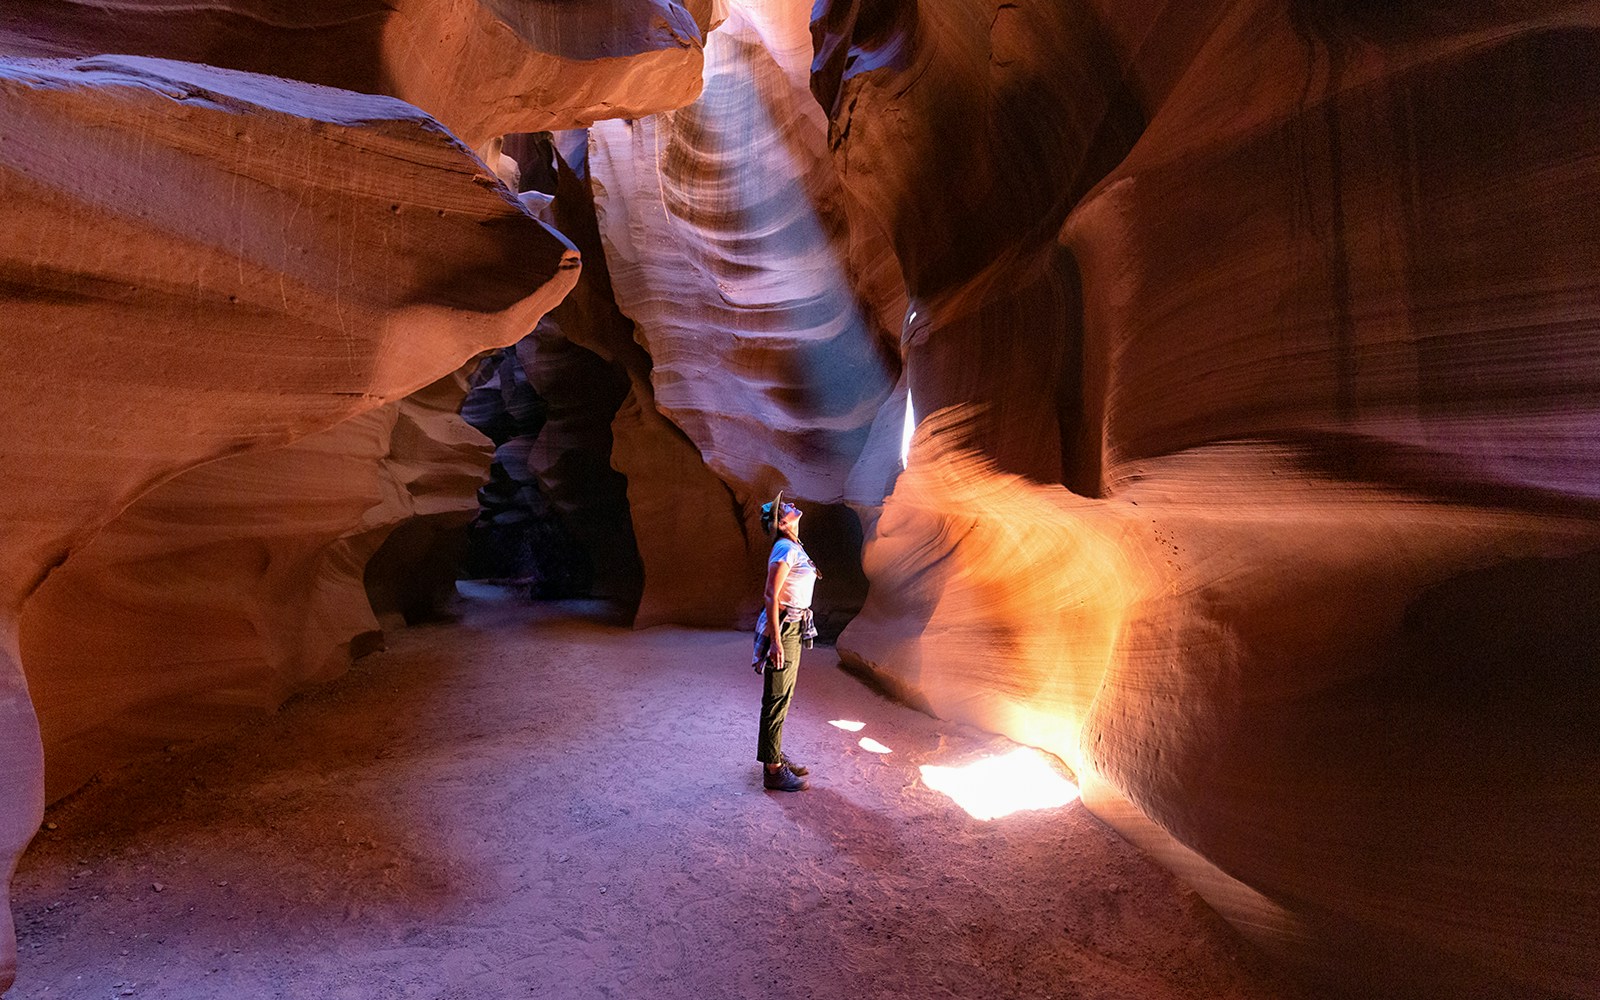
[770,538,817,610]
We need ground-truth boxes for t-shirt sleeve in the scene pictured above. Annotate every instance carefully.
[769,540,801,567]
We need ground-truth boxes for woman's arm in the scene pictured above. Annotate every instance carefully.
[764,558,790,669]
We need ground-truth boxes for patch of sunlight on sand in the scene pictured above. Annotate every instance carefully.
[858,737,892,754]
[830,720,866,732]
[920,748,1080,821]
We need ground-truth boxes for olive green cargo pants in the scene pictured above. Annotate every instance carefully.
[757,618,803,764]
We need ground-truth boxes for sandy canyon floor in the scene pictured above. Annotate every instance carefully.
[8,585,1306,999]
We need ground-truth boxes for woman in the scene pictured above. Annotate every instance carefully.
[753,490,819,792]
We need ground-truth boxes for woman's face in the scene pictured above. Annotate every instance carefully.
[777,501,801,532]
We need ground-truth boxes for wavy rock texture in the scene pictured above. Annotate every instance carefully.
[0,0,709,145]
[582,0,907,629]
[811,0,1142,487]
[1071,5,1600,502]
[460,342,575,588]
[459,326,636,599]
[589,0,903,515]
[500,129,750,627]
[516,321,644,603]
[555,125,756,629]
[19,373,489,803]
[821,2,1600,996]
[469,133,645,604]
[0,55,577,989]
[357,377,492,627]
[852,426,1600,997]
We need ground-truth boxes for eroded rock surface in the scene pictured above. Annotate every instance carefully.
[851,426,1600,998]
[467,133,644,605]
[6,2,1598,998]
[19,374,490,803]
[821,2,1600,996]
[590,0,903,513]
[0,54,577,989]
[811,0,1142,487]
[579,0,907,629]
[0,0,708,144]
[507,129,753,628]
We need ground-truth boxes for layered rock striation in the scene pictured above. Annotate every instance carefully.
[467,133,644,606]
[820,1,1600,996]
[0,0,721,984]
[504,129,755,628]
[811,0,1143,487]
[19,373,491,804]
[5,2,1597,998]
[0,52,582,989]
[588,0,905,626]
[0,0,709,145]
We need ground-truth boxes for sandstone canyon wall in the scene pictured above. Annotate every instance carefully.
[501,128,763,629]
[0,5,711,987]
[18,375,490,803]
[0,0,709,146]
[818,2,1600,997]
[3,1,1598,998]
[459,336,629,597]
[586,0,905,629]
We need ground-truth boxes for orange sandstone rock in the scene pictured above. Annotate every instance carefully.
[506,129,750,627]
[589,1,902,514]
[0,54,576,990]
[810,0,1142,486]
[19,373,490,803]
[0,0,709,145]
[822,1,1600,995]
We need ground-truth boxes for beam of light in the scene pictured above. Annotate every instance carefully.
[900,386,916,469]
[918,748,1080,821]
[829,720,865,732]
[858,738,892,754]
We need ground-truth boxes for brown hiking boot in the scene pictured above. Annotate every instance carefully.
[779,753,808,776]
[763,765,809,792]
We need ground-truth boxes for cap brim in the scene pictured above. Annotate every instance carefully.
[763,490,785,532]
